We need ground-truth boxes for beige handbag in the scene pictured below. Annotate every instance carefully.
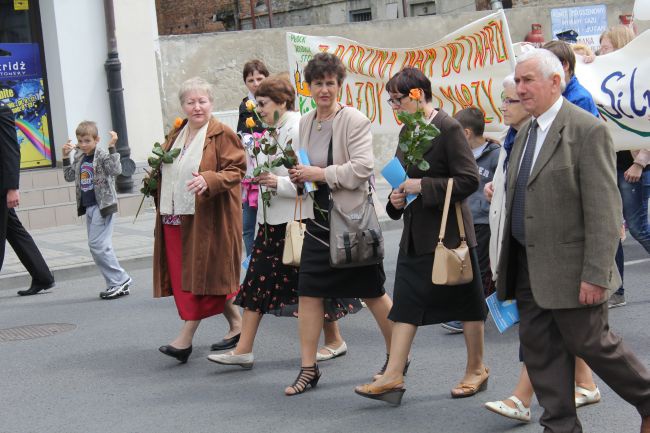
[282,195,305,267]
[431,178,473,285]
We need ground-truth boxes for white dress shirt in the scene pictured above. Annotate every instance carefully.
[518,96,564,175]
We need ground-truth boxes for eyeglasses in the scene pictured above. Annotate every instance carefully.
[502,98,521,106]
[387,95,409,107]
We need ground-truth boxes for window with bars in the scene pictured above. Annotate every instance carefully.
[350,8,372,22]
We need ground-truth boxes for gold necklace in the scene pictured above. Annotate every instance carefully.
[316,106,340,131]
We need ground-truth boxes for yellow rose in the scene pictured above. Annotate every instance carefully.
[173,117,183,129]
[245,117,256,129]
[245,99,256,112]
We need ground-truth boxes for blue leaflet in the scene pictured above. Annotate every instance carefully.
[381,156,417,205]
[297,149,317,193]
[485,292,519,333]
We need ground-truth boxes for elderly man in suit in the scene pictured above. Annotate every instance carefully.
[0,101,54,296]
[496,48,650,433]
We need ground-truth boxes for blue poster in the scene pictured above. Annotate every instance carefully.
[551,4,608,52]
[0,43,53,169]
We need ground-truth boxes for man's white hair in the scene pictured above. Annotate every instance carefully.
[516,48,566,91]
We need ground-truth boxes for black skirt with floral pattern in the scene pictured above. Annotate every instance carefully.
[234,223,362,321]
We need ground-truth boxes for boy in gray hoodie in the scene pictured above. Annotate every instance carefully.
[63,121,131,299]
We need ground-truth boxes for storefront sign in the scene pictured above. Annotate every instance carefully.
[286,10,516,136]
[0,43,52,168]
[14,0,29,11]
[551,4,608,53]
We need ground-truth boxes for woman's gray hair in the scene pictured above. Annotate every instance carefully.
[502,73,515,89]
[517,48,566,91]
[178,77,215,103]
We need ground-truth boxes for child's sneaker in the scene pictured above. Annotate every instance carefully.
[100,277,132,299]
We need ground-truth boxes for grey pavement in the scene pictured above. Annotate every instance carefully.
[1,227,649,433]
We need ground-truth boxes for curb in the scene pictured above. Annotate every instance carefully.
[0,218,403,292]
[0,255,153,292]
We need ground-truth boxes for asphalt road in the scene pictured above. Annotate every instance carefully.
[1,229,648,433]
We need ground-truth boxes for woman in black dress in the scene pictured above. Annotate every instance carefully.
[207,76,361,369]
[286,53,394,395]
[355,67,488,405]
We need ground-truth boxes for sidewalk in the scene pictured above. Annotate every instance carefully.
[0,180,401,290]
[0,208,156,290]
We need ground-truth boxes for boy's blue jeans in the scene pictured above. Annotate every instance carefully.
[86,205,130,288]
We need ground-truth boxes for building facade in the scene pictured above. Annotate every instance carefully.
[0,0,164,228]
[157,0,487,35]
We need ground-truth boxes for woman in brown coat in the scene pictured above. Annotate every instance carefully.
[153,77,246,363]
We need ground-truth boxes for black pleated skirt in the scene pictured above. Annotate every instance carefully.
[298,187,386,299]
[388,247,487,326]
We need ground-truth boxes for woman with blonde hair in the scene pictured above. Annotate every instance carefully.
[153,77,246,363]
[599,24,635,54]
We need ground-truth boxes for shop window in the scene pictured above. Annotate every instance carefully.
[0,0,55,169]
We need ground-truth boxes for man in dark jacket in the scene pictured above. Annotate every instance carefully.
[442,107,500,333]
[0,101,54,296]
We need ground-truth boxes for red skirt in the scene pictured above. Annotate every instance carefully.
[163,224,226,320]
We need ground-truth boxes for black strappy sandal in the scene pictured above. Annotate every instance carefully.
[285,364,321,396]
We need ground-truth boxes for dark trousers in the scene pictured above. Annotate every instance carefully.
[474,224,493,296]
[0,200,53,284]
[513,241,650,433]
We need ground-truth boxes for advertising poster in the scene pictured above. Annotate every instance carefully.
[0,42,53,168]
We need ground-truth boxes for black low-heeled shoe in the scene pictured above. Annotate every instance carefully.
[159,345,192,363]
[210,333,241,351]
[17,281,55,296]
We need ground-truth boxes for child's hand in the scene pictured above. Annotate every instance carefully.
[108,130,118,147]
[62,139,75,157]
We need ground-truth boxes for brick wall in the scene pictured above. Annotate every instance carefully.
[512,0,586,6]
[156,0,239,35]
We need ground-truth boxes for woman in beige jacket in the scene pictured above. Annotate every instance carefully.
[286,53,394,396]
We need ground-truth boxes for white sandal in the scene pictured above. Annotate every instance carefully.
[485,395,531,422]
[575,385,601,407]
[316,341,347,361]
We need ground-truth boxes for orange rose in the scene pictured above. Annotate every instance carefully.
[409,88,422,100]
[245,117,256,129]
[173,117,183,129]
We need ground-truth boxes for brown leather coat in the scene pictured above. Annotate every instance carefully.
[153,117,246,297]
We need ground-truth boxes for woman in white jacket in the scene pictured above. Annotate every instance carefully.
[207,75,313,369]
